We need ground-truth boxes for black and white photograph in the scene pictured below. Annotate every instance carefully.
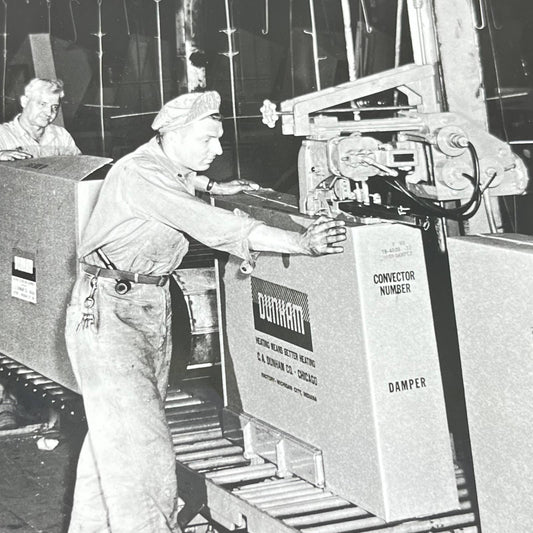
[0,1,531,532]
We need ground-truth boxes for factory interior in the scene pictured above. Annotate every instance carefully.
[0,0,532,532]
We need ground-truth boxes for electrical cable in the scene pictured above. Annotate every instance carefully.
[384,142,485,221]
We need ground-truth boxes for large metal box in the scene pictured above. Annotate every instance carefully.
[216,194,458,522]
[448,234,533,533]
[0,156,110,392]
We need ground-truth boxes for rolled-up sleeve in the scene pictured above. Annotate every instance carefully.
[123,163,264,263]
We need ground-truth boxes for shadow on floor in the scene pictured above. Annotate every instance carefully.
[0,418,87,533]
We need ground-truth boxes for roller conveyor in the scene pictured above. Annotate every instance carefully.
[0,357,480,532]
[0,354,84,419]
[168,389,480,533]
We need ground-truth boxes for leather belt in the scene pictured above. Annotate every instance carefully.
[81,262,170,287]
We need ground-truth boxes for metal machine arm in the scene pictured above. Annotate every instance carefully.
[261,64,528,221]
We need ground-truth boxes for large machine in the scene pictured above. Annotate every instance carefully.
[196,0,531,531]
[259,63,526,224]
[203,62,528,526]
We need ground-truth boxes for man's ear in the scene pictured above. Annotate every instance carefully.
[20,95,28,108]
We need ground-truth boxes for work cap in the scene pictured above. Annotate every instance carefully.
[152,91,221,133]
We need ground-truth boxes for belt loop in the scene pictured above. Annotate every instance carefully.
[134,272,139,283]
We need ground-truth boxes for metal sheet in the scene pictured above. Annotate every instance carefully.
[0,156,110,391]
[448,234,533,533]
[217,196,458,521]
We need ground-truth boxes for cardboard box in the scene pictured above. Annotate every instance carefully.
[448,234,533,533]
[216,194,459,522]
[0,155,110,391]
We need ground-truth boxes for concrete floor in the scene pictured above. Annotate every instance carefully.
[0,376,221,533]
[0,420,86,533]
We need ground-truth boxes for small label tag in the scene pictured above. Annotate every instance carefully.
[12,251,36,303]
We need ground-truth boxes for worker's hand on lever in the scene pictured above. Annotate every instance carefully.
[210,178,260,196]
[0,148,32,161]
[300,216,347,256]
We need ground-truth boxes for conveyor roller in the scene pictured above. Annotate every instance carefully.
[0,354,84,420]
[167,388,480,533]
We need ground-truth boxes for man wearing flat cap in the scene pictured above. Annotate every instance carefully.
[64,91,346,533]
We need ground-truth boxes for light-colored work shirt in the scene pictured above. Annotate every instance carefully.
[0,114,81,157]
[81,137,262,276]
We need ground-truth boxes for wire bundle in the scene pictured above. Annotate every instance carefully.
[385,142,491,221]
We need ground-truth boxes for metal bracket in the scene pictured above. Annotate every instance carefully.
[280,63,440,136]
[222,408,325,488]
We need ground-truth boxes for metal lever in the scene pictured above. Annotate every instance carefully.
[122,0,131,35]
[46,0,51,34]
[471,0,487,29]
[262,0,269,35]
[359,0,373,34]
[69,0,79,43]
[471,0,502,31]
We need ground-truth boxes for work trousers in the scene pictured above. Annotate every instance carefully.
[65,273,181,533]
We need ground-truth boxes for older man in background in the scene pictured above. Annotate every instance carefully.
[0,77,80,161]
[0,77,81,431]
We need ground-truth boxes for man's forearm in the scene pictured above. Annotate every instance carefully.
[248,224,309,255]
